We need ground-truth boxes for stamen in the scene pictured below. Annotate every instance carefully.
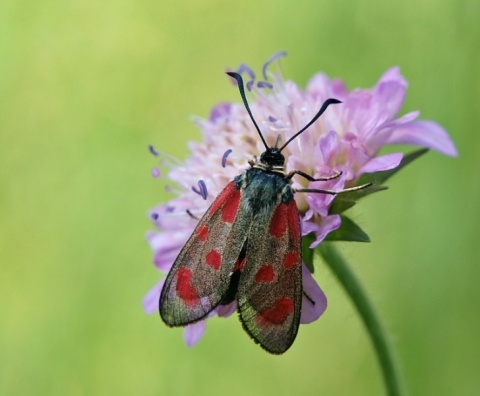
[257,81,273,89]
[222,149,233,168]
[148,145,159,156]
[151,213,159,220]
[186,209,200,220]
[192,180,208,200]
[236,64,255,81]
[236,64,256,91]
[262,51,287,80]
[151,167,161,178]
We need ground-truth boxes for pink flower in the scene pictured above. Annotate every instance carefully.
[144,53,456,347]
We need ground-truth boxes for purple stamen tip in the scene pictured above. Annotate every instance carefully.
[151,213,159,220]
[262,51,287,80]
[236,64,256,81]
[149,145,159,156]
[257,81,273,89]
[246,80,254,91]
[222,149,233,168]
[192,180,208,200]
[151,167,161,178]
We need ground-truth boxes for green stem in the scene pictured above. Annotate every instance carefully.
[319,243,404,396]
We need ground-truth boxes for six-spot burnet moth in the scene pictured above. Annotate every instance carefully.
[159,71,372,354]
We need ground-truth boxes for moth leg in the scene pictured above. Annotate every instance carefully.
[285,169,342,182]
[294,183,372,195]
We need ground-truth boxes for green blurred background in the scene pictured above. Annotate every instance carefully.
[1,0,478,394]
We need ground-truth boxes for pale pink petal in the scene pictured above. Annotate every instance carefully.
[216,302,237,317]
[153,250,178,272]
[319,130,340,164]
[366,111,420,152]
[210,102,232,122]
[147,231,188,271]
[359,152,403,174]
[300,264,327,324]
[184,321,207,347]
[302,214,341,248]
[385,120,458,156]
[142,279,164,314]
[373,67,407,119]
[307,73,348,101]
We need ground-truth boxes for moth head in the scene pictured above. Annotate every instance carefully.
[260,147,285,167]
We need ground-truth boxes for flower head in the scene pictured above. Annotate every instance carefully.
[145,52,456,347]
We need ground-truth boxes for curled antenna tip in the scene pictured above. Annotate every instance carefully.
[226,71,268,150]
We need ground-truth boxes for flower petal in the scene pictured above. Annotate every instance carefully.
[147,231,188,271]
[210,103,232,122]
[319,130,340,165]
[216,302,236,317]
[300,264,327,324]
[307,73,348,101]
[142,279,164,314]
[302,214,341,248]
[373,67,407,120]
[385,120,458,156]
[184,321,207,347]
[359,152,403,174]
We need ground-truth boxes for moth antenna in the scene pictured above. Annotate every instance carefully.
[278,98,342,152]
[226,72,269,150]
[274,135,282,149]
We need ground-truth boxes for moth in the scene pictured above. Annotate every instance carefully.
[159,71,370,354]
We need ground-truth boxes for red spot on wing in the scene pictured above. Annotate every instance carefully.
[196,224,209,242]
[283,251,299,269]
[256,297,294,326]
[221,188,241,223]
[206,249,222,270]
[255,264,275,282]
[176,268,199,308]
[208,182,237,216]
[286,200,301,244]
[269,203,288,238]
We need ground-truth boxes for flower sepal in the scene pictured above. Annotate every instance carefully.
[302,233,316,273]
[302,214,371,273]
[358,148,429,188]
[328,183,388,215]
[325,215,371,243]
[329,148,429,215]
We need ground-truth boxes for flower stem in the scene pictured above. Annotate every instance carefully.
[319,243,404,396]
